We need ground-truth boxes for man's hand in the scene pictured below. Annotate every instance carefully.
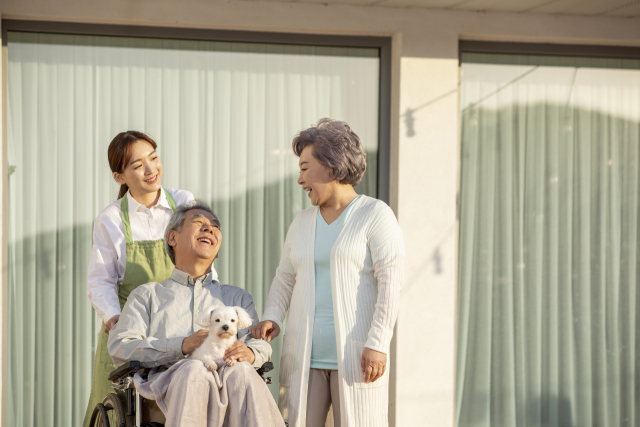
[104,315,120,335]
[248,320,280,343]
[224,341,255,364]
[182,330,209,355]
[361,348,387,383]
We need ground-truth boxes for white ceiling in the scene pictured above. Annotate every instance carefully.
[255,0,640,17]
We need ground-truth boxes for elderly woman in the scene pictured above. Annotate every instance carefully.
[250,118,404,427]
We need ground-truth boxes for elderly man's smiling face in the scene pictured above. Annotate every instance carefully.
[169,209,222,266]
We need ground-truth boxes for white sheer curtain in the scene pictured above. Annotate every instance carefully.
[7,31,379,427]
[457,54,640,427]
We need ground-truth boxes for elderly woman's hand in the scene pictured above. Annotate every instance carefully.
[361,347,387,383]
[249,320,281,343]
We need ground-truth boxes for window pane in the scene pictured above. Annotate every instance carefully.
[7,31,380,426]
[457,53,640,427]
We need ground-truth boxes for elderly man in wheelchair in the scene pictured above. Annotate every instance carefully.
[90,200,285,427]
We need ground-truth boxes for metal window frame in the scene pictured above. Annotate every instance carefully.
[0,18,392,427]
[459,39,640,61]
[2,19,392,203]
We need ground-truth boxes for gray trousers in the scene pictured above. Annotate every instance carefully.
[305,368,341,427]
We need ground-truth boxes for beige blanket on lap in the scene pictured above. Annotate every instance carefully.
[134,359,285,427]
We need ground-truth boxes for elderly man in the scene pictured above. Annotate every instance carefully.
[108,200,284,427]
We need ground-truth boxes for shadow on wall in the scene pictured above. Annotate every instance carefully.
[403,87,459,138]
[402,223,456,294]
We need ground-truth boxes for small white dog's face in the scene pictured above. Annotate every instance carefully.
[191,305,253,371]
[196,305,253,339]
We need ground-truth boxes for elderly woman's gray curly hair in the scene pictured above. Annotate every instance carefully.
[164,200,221,265]
[292,118,367,186]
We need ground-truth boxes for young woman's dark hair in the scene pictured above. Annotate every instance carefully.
[107,131,158,199]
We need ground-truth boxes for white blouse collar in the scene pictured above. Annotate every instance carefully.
[126,187,172,215]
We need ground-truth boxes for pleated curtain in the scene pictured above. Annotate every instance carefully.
[457,54,640,427]
[7,32,380,427]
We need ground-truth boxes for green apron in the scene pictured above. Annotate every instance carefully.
[82,190,177,427]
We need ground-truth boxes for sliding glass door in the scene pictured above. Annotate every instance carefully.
[7,31,380,426]
[457,52,640,427]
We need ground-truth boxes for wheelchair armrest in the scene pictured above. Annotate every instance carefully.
[256,361,274,376]
[108,360,142,382]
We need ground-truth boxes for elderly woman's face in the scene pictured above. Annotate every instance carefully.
[297,145,335,206]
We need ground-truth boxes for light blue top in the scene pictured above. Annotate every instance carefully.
[310,195,361,370]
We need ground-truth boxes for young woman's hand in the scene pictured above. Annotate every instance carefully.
[104,315,120,335]
[249,320,281,342]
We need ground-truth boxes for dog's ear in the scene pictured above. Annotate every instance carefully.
[234,307,253,329]
[196,306,217,328]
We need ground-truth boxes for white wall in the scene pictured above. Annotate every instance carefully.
[1,1,639,426]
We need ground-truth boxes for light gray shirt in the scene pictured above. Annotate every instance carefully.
[108,268,271,369]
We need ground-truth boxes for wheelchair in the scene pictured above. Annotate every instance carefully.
[89,360,276,427]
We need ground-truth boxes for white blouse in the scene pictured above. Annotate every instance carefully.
[87,187,218,330]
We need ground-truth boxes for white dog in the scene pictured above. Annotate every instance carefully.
[190,305,253,371]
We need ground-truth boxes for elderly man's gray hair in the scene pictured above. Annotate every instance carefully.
[164,200,221,265]
[292,118,367,186]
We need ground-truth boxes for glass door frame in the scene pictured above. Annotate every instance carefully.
[0,18,392,427]
[459,40,640,62]
[455,39,640,427]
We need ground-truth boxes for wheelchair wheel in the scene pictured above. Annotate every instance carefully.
[89,392,133,427]
[104,392,134,427]
[89,403,110,427]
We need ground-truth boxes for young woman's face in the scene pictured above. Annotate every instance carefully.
[297,145,335,206]
[114,140,163,197]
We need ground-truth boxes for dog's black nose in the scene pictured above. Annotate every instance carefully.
[222,325,229,331]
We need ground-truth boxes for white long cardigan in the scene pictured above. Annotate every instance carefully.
[262,195,405,427]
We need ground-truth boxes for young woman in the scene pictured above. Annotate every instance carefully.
[82,131,217,427]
